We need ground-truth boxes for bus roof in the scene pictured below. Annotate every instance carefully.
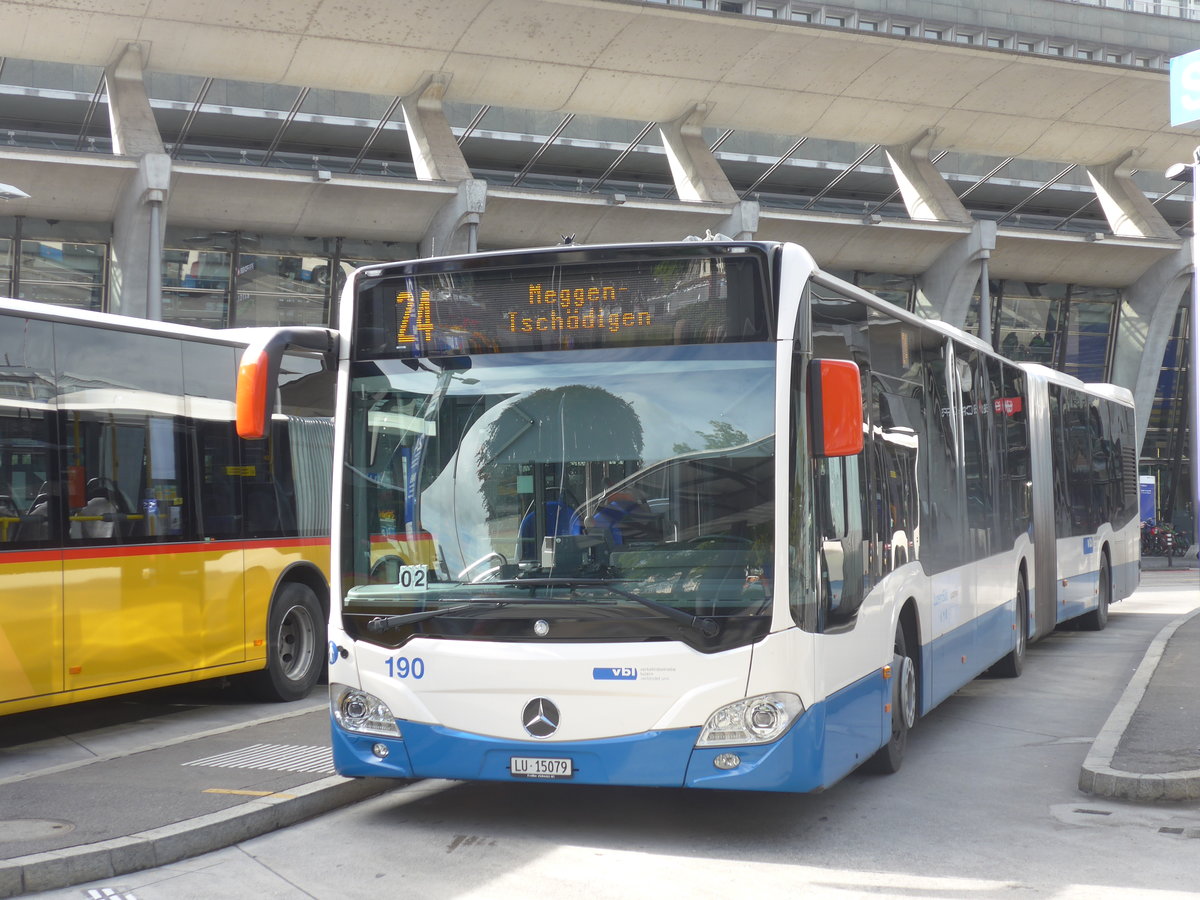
[1019,362,1134,406]
[2,295,265,348]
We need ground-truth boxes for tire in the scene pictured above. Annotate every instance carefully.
[1078,553,1111,632]
[990,572,1027,678]
[249,581,326,702]
[865,622,917,774]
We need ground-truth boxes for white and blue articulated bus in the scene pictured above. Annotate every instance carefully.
[237,240,1139,792]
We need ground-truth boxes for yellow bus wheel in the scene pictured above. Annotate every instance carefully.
[250,581,325,702]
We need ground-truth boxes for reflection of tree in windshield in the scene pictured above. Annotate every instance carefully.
[472,385,644,565]
[475,386,643,494]
[673,419,749,455]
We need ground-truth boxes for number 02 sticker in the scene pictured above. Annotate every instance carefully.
[396,565,427,591]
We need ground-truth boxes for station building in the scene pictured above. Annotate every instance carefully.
[0,0,1197,529]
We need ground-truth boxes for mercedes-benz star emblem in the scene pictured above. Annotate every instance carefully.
[522,698,560,738]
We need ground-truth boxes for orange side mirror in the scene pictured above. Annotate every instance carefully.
[810,359,864,457]
[236,348,271,440]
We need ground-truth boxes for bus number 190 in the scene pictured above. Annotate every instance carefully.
[385,656,425,679]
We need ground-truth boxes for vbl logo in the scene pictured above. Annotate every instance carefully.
[593,666,638,680]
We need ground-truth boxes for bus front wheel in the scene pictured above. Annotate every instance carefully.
[250,581,325,702]
[990,572,1027,678]
[866,623,916,774]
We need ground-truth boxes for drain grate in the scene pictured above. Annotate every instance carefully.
[183,743,334,774]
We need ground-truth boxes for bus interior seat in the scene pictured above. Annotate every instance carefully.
[0,494,19,542]
[15,488,56,542]
[79,478,123,540]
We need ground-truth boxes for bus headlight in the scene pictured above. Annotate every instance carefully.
[331,684,401,737]
[696,693,803,747]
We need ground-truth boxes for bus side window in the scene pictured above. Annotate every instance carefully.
[815,452,866,621]
[185,342,242,540]
[56,323,190,545]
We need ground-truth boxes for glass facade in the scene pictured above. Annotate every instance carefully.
[162,248,233,327]
[1141,296,1193,535]
[964,280,1118,384]
[0,238,11,294]
[17,240,107,311]
[0,225,405,329]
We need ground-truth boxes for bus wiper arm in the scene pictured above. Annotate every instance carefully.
[367,602,505,633]
[488,578,720,638]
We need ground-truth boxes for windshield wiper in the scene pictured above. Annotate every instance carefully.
[487,578,720,638]
[367,602,506,633]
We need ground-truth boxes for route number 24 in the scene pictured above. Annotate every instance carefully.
[396,290,434,343]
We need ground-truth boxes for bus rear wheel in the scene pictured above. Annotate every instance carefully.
[249,581,325,702]
[866,623,916,774]
[1079,552,1111,632]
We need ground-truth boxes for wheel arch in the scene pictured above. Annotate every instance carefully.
[273,560,331,623]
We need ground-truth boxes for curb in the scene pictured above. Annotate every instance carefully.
[0,774,396,898]
[1079,608,1200,802]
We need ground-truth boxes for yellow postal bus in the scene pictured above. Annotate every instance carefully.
[0,298,333,715]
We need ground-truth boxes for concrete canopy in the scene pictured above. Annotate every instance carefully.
[0,0,1194,173]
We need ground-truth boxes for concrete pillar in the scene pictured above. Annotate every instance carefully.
[1115,243,1191,446]
[915,220,996,328]
[884,130,973,224]
[105,43,165,157]
[659,103,739,204]
[105,43,169,319]
[715,200,760,240]
[1085,152,1177,240]
[401,73,473,183]
[420,179,488,258]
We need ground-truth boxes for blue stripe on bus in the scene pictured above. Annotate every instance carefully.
[1056,569,1099,623]
[331,715,702,785]
[926,599,1023,709]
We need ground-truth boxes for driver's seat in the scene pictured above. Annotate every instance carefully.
[517,500,582,560]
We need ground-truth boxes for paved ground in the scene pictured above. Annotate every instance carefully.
[1079,554,1200,801]
[1,561,1196,898]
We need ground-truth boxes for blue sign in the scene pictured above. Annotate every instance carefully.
[593,667,637,680]
[1140,476,1156,523]
[1171,49,1200,127]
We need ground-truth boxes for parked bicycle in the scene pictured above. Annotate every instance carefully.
[1141,520,1191,557]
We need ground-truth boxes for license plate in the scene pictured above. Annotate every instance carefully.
[510,756,573,779]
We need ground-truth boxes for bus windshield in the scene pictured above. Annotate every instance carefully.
[341,343,775,652]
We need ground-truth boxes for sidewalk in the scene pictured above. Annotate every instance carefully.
[0,706,396,898]
[1079,556,1200,802]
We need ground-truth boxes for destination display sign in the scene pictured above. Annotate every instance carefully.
[353,249,769,359]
